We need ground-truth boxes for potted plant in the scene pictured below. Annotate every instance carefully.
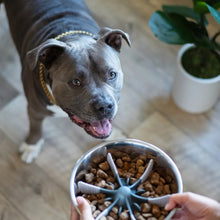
[149,0,220,113]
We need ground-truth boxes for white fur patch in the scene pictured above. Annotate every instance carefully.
[46,105,68,118]
[19,139,44,164]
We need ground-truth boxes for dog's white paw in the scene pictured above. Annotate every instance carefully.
[19,139,44,164]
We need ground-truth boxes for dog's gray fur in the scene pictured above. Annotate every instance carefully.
[2,0,130,163]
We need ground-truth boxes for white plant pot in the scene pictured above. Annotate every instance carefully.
[172,44,220,114]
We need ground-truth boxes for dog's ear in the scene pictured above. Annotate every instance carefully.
[26,39,67,70]
[96,27,131,52]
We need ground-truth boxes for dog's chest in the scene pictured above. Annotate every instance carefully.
[46,105,68,118]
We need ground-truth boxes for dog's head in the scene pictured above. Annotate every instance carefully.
[27,27,130,139]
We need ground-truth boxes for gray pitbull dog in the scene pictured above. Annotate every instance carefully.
[2,0,130,163]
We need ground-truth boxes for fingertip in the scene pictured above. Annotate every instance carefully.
[76,196,85,205]
[76,196,90,210]
[76,196,93,220]
[165,203,172,211]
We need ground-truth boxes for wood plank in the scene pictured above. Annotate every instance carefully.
[130,112,220,200]
[0,193,28,220]
[0,130,70,220]
[0,0,220,218]
[0,75,18,109]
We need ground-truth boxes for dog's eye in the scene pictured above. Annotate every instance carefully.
[71,79,81,87]
[108,71,117,80]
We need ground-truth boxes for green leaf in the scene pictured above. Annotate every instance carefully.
[149,11,196,44]
[162,5,201,23]
[193,0,220,10]
[206,4,220,23]
[194,1,220,13]
[194,1,210,13]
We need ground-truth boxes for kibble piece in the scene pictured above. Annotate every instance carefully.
[119,211,129,220]
[91,200,98,206]
[109,211,118,219]
[135,172,142,179]
[112,206,118,214]
[136,215,145,220]
[106,176,115,183]
[99,161,110,171]
[90,168,97,174]
[97,193,106,200]
[147,217,157,220]
[98,204,106,211]
[171,183,178,192]
[161,209,168,216]
[136,159,144,167]
[129,167,136,175]
[93,210,101,218]
[142,213,153,218]
[87,194,97,200]
[160,177,166,184]
[123,161,130,170]
[106,183,114,190]
[165,175,172,183]
[158,215,165,220]
[96,180,106,188]
[137,183,144,191]
[100,217,107,220]
[85,173,95,183]
[137,166,145,174]
[107,216,114,220]
[141,203,151,213]
[97,169,108,179]
[152,205,161,218]
[141,191,151,197]
[144,181,153,191]
[90,204,96,212]
[130,162,136,168]
[164,184,171,194]
[116,158,124,168]
[122,155,131,162]
[155,184,164,194]
[93,155,105,164]
[150,172,160,185]
[129,177,137,185]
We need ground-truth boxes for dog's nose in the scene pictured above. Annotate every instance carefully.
[91,98,114,118]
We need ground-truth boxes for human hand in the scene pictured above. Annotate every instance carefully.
[165,192,220,220]
[70,196,94,220]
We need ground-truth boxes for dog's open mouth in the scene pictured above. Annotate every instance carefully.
[69,115,112,139]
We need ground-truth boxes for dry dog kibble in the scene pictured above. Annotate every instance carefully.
[141,203,151,213]
[116,158,123,168]
[112,207,118,215]
[79,150,178,219]
[152,205,161,218]
[119,211,129,220]
[99,161,110,171]
[136,159,144,167]
[142,213,153,218]
[93,210,101,218]
[85,173,95,183]
[150,172,160,185]
[97,169,108,179]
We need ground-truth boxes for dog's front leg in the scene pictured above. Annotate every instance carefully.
[19,105,46,163]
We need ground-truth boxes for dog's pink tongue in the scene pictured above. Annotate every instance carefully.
[90,119,112,137]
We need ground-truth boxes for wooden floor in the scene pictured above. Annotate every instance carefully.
[0,0,220,219]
